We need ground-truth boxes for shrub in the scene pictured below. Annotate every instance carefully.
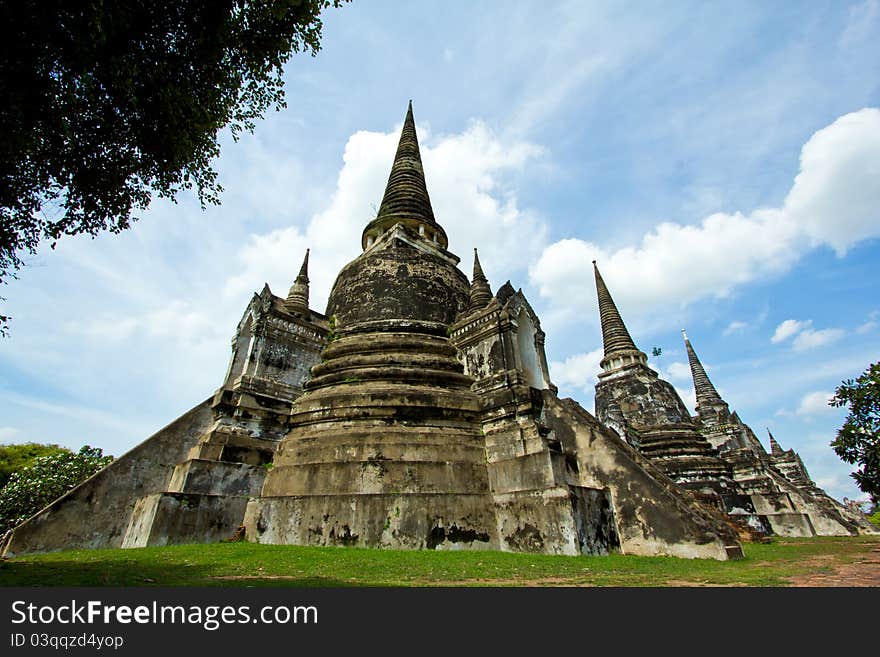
[0,446,113,534]
[0,442,70,488]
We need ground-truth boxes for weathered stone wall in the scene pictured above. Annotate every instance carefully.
[540,393,741,560]
[247,316,325,390]
[594,361,736,503]
[223,291,327,403]
[245,493,498,550]
[326,230,469,328]
[478,384,607,556]
[211,289,328,444]
[456,317,507,383]
[246,313,501,552]
[451,291,553,397]
[704,417,868,536]
[168,459,266,497]
[121,493,251,548]
[474,381,739,559]
[596,365,692,429]
[493,488,582,555]
[1,400,215,557]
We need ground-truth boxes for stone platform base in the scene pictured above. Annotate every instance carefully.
[245,493,498,550]
[761,512,815,537]
[245,486,621,556]
[122,493,249,548]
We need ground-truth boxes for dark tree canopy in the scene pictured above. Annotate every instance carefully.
[0,0,346,331]
[831,361,880,505]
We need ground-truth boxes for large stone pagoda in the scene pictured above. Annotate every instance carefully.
[2,103,873,561]
[590,261,873,537]
[679,330,872,536]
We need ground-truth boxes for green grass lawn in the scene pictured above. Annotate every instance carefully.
[1,535,877,587]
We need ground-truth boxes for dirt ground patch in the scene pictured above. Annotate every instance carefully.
[788,543,880,587]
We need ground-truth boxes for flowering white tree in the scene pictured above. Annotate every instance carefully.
[0,446,113,533]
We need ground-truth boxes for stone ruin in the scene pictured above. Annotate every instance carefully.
[593,266,875,539]
[3,103,875,561]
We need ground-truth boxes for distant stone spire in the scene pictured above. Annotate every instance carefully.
[286,249,310,311]
[682,330,725,413]
[469,248,492,312]
[361,101,447,250]
[767,429,784,456]
[593,261,639,357]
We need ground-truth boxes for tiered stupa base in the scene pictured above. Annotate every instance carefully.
[636,424,734,494]
[245,323,500,550]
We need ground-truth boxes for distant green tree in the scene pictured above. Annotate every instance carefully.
[0,442,71,488]
[830,361,880,506]
[0,1,348,334]
[0,445,113,534]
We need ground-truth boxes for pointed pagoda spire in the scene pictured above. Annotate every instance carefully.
[469,248,492,312]
[361,101,447,250]
[286,249,310,311]
[767,429,784,456]
[682,330,725,412]
[297,248,310,279]
[377,100,435,225]
[593,261,640,358]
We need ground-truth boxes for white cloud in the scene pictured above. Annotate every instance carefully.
[530,207,800,326]
[792,327,845,352]
[771,318,812,343]
[856,310,878,334]
[510,55,610,135]
[65,316,139,342]
[676,386,697,414]
[796,390,836,416]
[840,0,880,47]
[815,475,843,492]
[65,300,219,344]
[549,348,604,395]
[0,427,21,442]
[663,361,692,382]
[723,320,748,336]
[222,128,394,309]
[529,108,880,326]
[785,109,880,255]
[426,123,547,280]
[0,392,147,438]
[768,318,844,351]
[224,121,546,313]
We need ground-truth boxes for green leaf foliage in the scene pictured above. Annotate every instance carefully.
[0,445,113,534]
[830,361,880,505]
[0,1,348,333]
[0,442,71,488]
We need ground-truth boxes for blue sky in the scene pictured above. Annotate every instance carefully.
[1,0,879,502]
